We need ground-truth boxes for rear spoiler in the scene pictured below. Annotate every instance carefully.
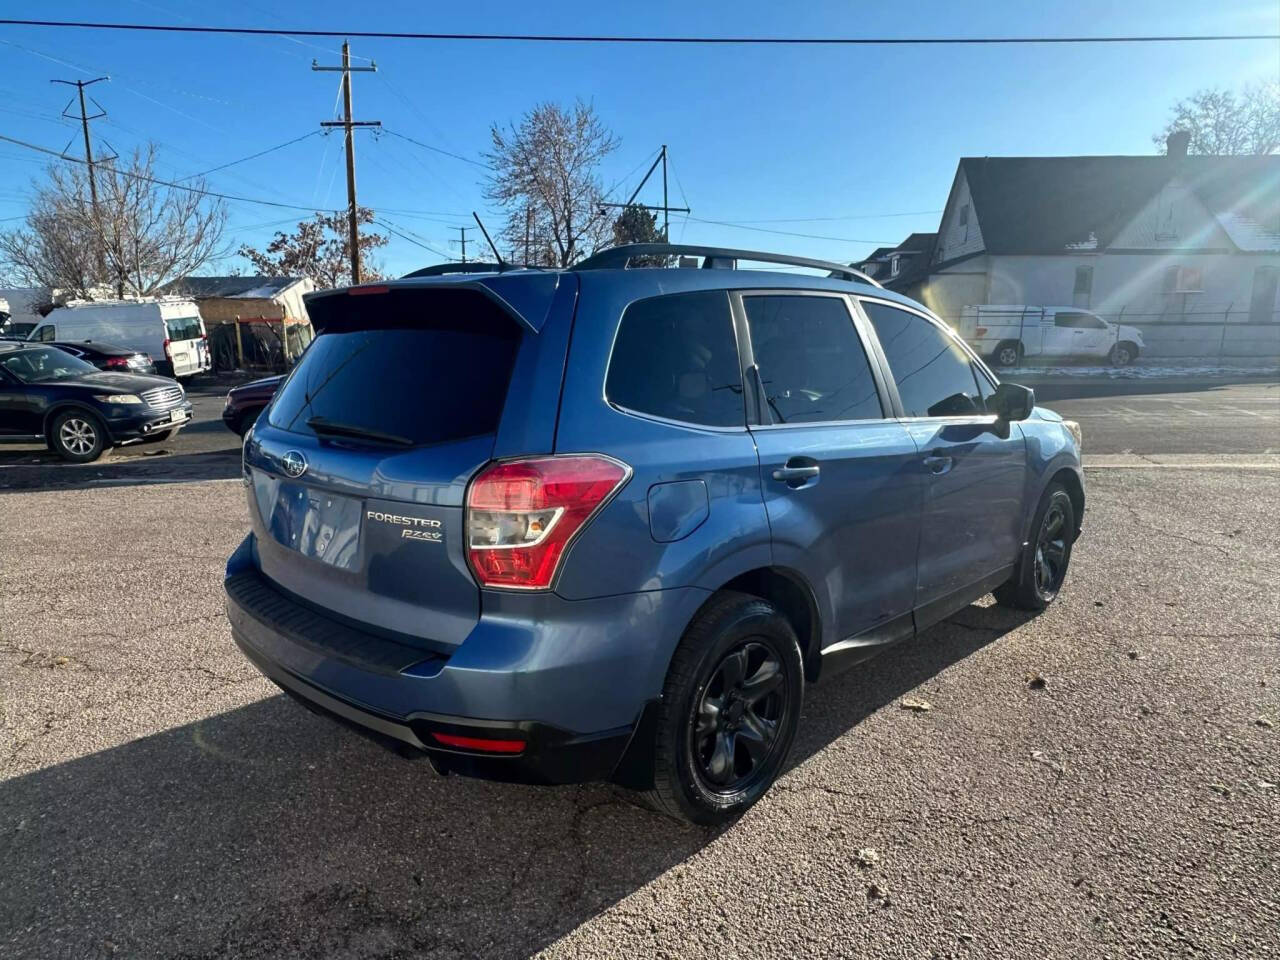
[303,271,570,335]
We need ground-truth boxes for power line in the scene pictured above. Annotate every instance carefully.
[181,129,323,180]
[0,131,344,212]
[707,210,943,223]
[0,20,1274,45]
[380,128,487,168]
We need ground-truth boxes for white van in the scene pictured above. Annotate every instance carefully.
[955,305,1145,367]
[30,298,212,378]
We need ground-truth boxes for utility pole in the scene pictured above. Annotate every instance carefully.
[456,225,471,263]
[314,42,379,285]
[52,77,111,209]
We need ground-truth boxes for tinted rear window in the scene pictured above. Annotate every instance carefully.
[165,316,203,340]
[605,290,743,427]
[267,289,522,446]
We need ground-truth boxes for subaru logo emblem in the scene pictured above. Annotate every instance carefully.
[280,450,307,478]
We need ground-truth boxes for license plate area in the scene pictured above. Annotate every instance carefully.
[253,471,362,570]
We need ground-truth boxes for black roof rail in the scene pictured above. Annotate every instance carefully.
[401,262,507,278]
[571,243,883,288]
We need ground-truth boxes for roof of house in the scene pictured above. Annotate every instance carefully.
[157,275,307,299]
[856,232,938,289]
[958,155,1280,255]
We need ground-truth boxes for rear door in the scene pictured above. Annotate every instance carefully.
[739,291,921,646]
[859,299,1027,625]
[163,314,203,376]
[1047,311,1107,357]
[243,284,542,653]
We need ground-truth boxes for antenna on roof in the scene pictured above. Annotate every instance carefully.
[472,212,506,270]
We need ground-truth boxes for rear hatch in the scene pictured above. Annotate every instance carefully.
[164,314,205,375]
[243,283,546,654]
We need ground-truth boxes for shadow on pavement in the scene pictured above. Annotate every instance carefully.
[0,448,241,491]
[0,604,1028,960]
[1019,376,1277,403]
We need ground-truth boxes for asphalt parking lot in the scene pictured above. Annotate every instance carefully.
[2,379,1278,959]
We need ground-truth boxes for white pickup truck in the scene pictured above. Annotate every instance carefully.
[956,305,1145,367]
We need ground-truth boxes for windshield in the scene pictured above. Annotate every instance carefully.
[1,346,98,383]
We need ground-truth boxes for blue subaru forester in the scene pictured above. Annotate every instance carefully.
[225,244,1083,825]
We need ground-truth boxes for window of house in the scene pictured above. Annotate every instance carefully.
[605,290,744,427]
[861,301,984,418]
[959,202,971,243]
[1073,265,1093,308]
[890,256,900,278]
[1250,265,1279,324]
[743,295,882,424]
[1161,266,1203,295]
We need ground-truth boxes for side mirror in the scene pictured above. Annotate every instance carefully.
[990,382,1034,421]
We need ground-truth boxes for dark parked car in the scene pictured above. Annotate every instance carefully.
[225,244,1084,825]
[50,340,157,375]
[0,342,192,462]
[222,374,282,436]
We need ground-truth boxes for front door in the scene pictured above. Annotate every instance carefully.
[1050,311,1109,358]
[739,292,922,648]
[860,300,1028,623]
[0,365,43,437]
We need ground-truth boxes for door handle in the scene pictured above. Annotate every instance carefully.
[772,460,820,486]
[772,465,820,481]
[922,454,954,475]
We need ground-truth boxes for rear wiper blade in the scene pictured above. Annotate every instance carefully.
[306,416,413,447]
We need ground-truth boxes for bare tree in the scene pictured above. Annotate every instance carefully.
[239,208,387,289]
[0,146,227,299]
[1154,81,1280,155]
[486,101,619,267]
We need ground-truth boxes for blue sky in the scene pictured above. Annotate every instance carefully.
[0,0,1276,277]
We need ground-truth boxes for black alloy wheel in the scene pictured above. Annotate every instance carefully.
[645,591,804,826]
[995,482,1076,611]
[1033,499,1070,601]
[690,641,788,794]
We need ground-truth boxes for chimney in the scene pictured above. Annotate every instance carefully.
[1167,130,1190,158]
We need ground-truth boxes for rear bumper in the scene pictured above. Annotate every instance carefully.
[224,534,707,784]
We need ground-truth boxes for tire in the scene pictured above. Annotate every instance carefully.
[993,341,1022,368]
[139,429,173,444]
[994,482,1076,611]
[646,591,804,826]
[49,409,107,463]
[1109,342,1138,367]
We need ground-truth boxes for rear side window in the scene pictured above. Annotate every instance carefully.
[267,289,522,446]
[744,294,882,423]
[165,316,203,340]
[1054,311,1104,329]
[606,290,744,427]
[862,301,984,418]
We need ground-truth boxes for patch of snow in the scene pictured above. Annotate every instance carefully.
[232,285,286,299]
[1063,232,1099,251]
[1216,213,1280,252]
[1007,361,1280,379]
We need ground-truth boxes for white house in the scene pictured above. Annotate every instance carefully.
[863,136,1280,359]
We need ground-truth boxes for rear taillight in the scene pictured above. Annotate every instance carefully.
[466,454,629,590]
[162,337,173,359]
[104,356,129,369]
[430,732,526,754]
[975,327,988,337]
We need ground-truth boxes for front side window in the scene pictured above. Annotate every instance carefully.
[862,301,984,418]
[743,294,882,424]
[606,290,744,427]
[1054,311,1105,329]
